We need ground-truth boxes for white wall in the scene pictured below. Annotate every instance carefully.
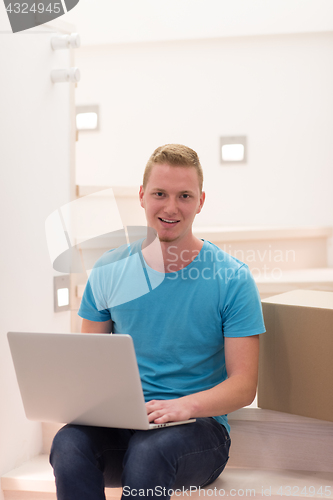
[0,21,75,491]
[75,32,333,234]
[64,0,333,46]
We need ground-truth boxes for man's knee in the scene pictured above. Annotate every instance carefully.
[50,425,94,472]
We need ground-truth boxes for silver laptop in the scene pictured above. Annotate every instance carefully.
[7,332,195,430]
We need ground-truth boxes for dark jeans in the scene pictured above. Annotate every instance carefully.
[49,418,231,500]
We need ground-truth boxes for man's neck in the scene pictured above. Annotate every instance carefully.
[142,234,204,273]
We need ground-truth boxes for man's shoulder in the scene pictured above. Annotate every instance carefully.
[201,240,248,272]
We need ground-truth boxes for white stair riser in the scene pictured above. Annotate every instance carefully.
[210,238,328,272]
[228,420,333,472]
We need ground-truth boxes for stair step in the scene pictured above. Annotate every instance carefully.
[192,226,332,272]
[41,409,333,473]
[255,268,333,297]
[0,454,121,500]
[2,455,333,500]
[228,408,333,472]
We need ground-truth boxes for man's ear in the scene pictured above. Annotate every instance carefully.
[197,191,205,214]
[139,185,145,208]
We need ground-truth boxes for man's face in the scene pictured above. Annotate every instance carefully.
[139,163,205,244]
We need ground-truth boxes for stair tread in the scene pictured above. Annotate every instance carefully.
[192,226,333,241]
[255,267,333,284]
[229,407,333,425]
[2,455,333,498]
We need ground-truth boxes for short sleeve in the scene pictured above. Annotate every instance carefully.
[222,264,266,338]
[78,271,111,323]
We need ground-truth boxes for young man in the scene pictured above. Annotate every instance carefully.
[50,144,265,500]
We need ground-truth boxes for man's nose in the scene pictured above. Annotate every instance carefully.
[164,197,178,215]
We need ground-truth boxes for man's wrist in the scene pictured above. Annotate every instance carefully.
[182,394,202,418]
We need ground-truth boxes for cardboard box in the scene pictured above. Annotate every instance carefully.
[258,289,333,422]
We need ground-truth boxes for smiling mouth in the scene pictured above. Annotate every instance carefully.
[158,217,180,224]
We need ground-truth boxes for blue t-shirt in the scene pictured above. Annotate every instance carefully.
[78,239,266,434]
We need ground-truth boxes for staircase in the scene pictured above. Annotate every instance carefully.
[192,226,333,299]
[2,408,333,499]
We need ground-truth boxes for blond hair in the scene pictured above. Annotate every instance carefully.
[143,144,203,193]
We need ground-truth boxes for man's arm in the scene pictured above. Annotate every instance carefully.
[146,334,259,424]
[81,318,112,334]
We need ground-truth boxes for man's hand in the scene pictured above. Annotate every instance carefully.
[146,397,193,424]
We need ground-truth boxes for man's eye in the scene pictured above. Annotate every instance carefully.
[181,194,190,199]
[155,192,164,197]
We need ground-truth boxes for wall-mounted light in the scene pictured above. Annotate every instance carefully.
[76,105,99,131]
[54,275,70,312]
[51,33,81,50]
[51,67,81,83]
[220,136,247,164]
